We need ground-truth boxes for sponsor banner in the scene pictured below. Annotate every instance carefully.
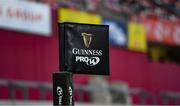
[128,21,147,52]
[59,22,109,75]
[58,8,101,24]
[0,0,51,36]
[103,19,127,47]
[143,18,180,46]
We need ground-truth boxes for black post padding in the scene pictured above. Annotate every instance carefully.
[53,72,74,106]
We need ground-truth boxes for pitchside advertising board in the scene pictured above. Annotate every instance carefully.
[128,21,147,52]
[59,22,109,75]
[103,19,127,47]
[0,0,51,36]
[58,8,101,24]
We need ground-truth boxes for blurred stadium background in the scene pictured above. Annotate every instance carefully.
[0,0,180,105]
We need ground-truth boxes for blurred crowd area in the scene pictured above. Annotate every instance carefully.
[57,0,180,21]
[28,0,180,21]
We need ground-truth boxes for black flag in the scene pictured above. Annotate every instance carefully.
[59,22,109,75]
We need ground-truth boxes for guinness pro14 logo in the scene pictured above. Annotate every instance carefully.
[72,32,102,66]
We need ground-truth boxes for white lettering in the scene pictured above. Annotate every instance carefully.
[69,86,73,105]
[57,86,63,105]
[72,48,102,56]
[75,56,100,66]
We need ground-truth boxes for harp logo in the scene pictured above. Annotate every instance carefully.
[82,33,92,48]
